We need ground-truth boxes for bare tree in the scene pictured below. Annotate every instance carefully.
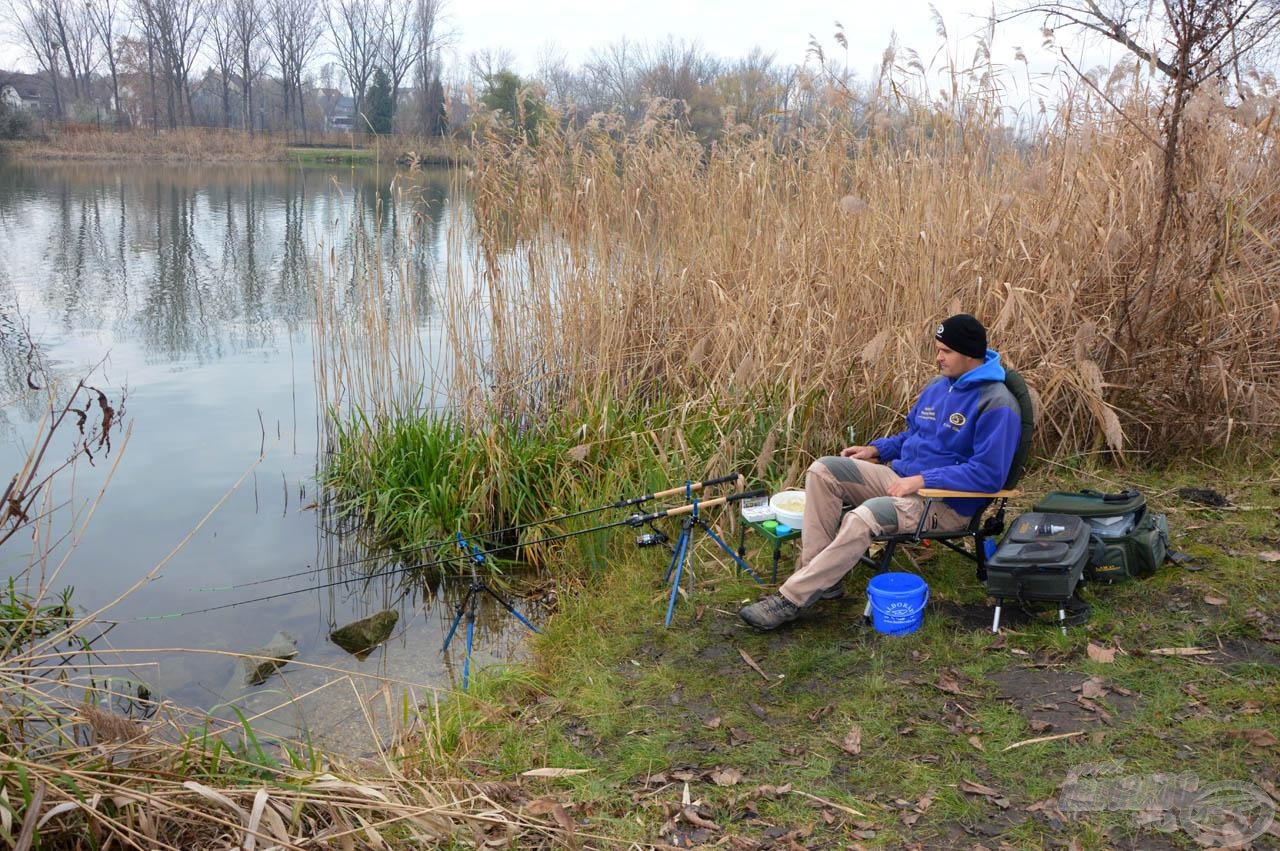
[268,0,323,137]
[64,0,100,102]
[582,38,645,121]
[9,0,69,117]
[226,0,267,133]
[132,0,208,127]
[411,0,447,134]
[86,0,130,121]
[1015,0,1280,335]
[379,0,413,126]
[326,0,384,122]
[207,0,235,127]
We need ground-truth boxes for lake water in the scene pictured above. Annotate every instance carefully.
[0,160,538,752]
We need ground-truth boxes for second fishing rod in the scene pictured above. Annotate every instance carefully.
[150,487,770,621]
[193,470,747,591]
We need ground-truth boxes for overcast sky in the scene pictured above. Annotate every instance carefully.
[1,0,1127,106]
[439,0,1125,99]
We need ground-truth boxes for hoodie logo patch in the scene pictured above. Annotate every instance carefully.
[949,412,967,427]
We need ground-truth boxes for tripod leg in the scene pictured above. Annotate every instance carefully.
[481,584,541,634]
[664,521,688,583]
[664,522,692,628]
[463,589,479,689]
[442,588,474,652]
[700,521,763,585]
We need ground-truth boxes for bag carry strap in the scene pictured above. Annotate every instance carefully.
[1080,488,1142,503]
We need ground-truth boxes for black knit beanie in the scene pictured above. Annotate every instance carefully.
[935,314,987,359]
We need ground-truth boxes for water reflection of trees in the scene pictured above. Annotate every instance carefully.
[0,162,454,362]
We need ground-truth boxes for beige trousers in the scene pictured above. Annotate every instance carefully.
[778,456,968,607]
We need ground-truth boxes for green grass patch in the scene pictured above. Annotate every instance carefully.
[386,440,1280,848]
[286,145,375,165]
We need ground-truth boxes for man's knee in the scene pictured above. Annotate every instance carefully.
[815,455,866,485]
[855,497,899,534]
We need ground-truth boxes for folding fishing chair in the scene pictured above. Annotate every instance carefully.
[857,368,1037,618]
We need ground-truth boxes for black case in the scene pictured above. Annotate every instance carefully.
[985,512,1091,602]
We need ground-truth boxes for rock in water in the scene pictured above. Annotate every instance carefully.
[242,631,299,686]
[329,609,399,660]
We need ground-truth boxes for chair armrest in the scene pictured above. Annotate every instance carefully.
[917,488,1019,499]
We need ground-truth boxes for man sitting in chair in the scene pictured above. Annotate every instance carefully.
[739,314,1022,631]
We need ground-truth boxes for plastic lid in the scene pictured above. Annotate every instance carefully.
[775,523,792,535]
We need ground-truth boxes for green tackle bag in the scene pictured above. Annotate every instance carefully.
[1031,489,1169,583]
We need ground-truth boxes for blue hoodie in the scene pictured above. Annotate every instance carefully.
[870,350,1022,516]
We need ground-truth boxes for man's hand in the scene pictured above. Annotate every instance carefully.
[840,445,880,460]
[887,474,925,497]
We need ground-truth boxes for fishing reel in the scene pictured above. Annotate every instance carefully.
[634,522,670,549]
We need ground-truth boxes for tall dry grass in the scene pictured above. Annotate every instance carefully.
[7,127,288,162]
[451,83,1280,464]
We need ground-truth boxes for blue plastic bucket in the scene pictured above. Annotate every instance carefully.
[867,572,930,635]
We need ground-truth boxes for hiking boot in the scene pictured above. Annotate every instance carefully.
[739,593,802,630]
[819,582,845,601]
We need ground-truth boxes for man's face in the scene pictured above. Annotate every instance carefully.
[934,341,980,378]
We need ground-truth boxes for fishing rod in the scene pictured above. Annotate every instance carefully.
[192,472,745,593]
[140,488,768,622]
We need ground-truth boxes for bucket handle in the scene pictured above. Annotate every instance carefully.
[871,587,930,618]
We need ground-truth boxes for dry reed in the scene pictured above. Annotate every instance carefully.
[7,127,288,162]
[447,82,1280,464]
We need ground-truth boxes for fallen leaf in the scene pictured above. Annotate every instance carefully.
[551,803,575,834]
[960,779,1001,797]
[1204,594,1228,606]
[748,702,768,720]
[1029,719,1053,733]
[1086,642,1116,664]
[936,668,964,694]
[681,806,721,831]
[566,444,589,461]
[968,736,985,751]
[703,716,722,730]
[710,768,742,786]
[842,726,862,756]
[738,648,772,681]
[753,784,792,798]
[1241,700,1263,715]
[1258,551,1280,562]
[916,793,933,812]
[526,797,561,816]
[522,768,593,778]
[808,703,833,722]
[1080,677,1107,699]
[1233,729,1279,747]
[901,812,920,826]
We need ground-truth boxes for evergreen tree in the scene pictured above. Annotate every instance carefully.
[480,70,547,143]
[365,68,394,135]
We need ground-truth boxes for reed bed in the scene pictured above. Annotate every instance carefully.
[7,127,288,162]
[450,85,1280,464]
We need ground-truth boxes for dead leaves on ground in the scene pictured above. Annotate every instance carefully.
[960,779,1011,809]
[1086,642,1116,664]
[840,725,862,756]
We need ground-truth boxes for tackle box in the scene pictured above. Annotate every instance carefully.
[985,512,1091,604]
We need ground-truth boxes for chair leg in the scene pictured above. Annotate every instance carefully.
[1058,605,1068,635]
[992,598,1003,634]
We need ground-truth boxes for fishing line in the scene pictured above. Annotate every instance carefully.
[141,514,641,621]
[190,473,742,593]
[141,488,765,622]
